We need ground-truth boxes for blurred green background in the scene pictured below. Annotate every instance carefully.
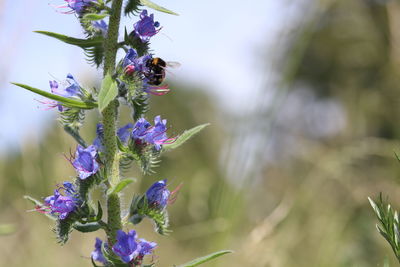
[2,0,400,266]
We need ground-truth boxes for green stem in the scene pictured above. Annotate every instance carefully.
[101,0,123,243]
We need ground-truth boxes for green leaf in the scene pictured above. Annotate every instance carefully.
[163,123,210,151]
[175,250,233,267]
[140,0,179,15]
[98,74,118,112]
[73,222,101,233]
[83,13,108,21]
[35,31,105,67]
[34,31,103,48]
[0,224,15,235]
[107,178,135,195]
[12,83,97,109]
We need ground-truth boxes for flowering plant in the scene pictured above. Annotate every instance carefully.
[13,0,231,266]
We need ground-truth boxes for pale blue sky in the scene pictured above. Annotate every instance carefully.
[0,0,290,152]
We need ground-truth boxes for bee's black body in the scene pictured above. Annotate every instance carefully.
[145,57,166,85]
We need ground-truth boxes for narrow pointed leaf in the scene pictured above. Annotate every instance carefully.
[83,13,108,21]
[107,178,135,195]
[176,250,233,267]
[12,83,97,109]
[163,123,210,151]
[140,0,178,15]
[98,74,118,112]
[63,125,88,147]
[35,31,103,48]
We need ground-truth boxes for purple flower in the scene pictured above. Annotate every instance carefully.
[145,116,172,150]
[132,118,152,140]
[112,230,140,263]
[93,123,104,151]
[117,123,134,144]
[42,182,78,220]
[133,10,160,42]
[92,20,108,37]
[146,179,170,210]
[131,116,175,150]
[72,145,99,180]
[122,48,152,74]
[138,238,157,256]
[91,238,107,264]
[122,48,138,69]
[50,74,80,97]
[64,0,95,15]
[47,74,80,111]
[133,238,157,265]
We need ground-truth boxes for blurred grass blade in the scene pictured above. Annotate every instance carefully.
[163,123,210,151]
[12,83,97,109]
[0,224,15,235]
[140,0,179,15]
[175,250,233,267]
[34,31,103,48]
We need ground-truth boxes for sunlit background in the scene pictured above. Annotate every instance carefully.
[1,0,400,266]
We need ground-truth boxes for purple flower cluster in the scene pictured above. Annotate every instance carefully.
[133,10,161,42]
[132,116,175,151]
[93,117,174,152]
[40,182,78,220]
[92,230,157,265]
[72,145,99,179]
[146,179,170,210]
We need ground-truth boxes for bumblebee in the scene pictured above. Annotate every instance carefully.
[145,57,167,85]
[144,57,181,85]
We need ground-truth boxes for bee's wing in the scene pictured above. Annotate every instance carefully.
[166,61,181,68]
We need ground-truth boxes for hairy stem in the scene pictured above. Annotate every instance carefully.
[102,0,123,243]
